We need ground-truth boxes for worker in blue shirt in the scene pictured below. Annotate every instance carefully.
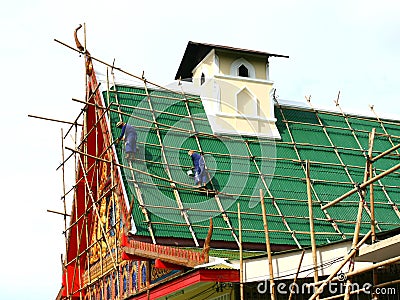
[188,150,208,187]
[116,121,137,160]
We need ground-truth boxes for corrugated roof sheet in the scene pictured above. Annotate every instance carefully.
[104,85,400,248]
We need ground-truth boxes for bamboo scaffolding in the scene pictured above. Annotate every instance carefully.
[66,140,400,236]
[143,79,199,246]
[281,117,400,140]
[137,201,400,227]
[335,104,382,230]
[276,98,345,239]
[77,155,118,270]
[261,189,276,300]
[110,86,400,135]
[63,219,122,269]
[56,36,400,151]
[60,30,121,291]
[336,101,400,223]
[246,140,302,248]
[62,104,399,196]
[178,85,240,246]
[54,36,400,298]
[108,98,205,121]
[56,100,113,172]
[308,97,381,234]
[322,162,400,210]
[105,94,400,148]
[106,86,201,103]
[278,99,400,129]
[146,220,352,235]
[62,184,117,234]
[106,72,156,244]
[63,96,400,251]
[132,148,399,190]
[71,96,400,172]
[64,83,101,140]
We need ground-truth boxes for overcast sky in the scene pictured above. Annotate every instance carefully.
[1,1,399,299]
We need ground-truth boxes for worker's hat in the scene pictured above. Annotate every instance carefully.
[116,121,124,128]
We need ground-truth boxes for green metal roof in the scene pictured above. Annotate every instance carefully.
[103,85,400,248]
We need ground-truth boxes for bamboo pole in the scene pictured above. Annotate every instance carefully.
[28,114,83,126]
[371,143,400,163]
[369,129,379,299]
[308,231,371,300]
[322,162,400,210]
[344,254,400,279]
[288,250,305,300]
[343,129,375,300]
[260,189,276,300]
[306,161,319,294]
[47,209,71,217]
[238,203,244,300]
[60,128,70,298]
[369,129,377,242]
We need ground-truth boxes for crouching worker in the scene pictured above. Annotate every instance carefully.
[188,150,208,187]
[116,121,137,160]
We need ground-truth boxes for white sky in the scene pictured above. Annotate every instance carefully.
[1,0,400,298]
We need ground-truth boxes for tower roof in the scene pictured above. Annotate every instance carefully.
[175,41,289,80]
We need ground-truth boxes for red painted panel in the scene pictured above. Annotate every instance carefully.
[131,269,239,299]
[154,259,184,270]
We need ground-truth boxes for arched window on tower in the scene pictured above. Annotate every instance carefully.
[230,58,256,78]
[238,64,249,77]
[200,72,205,85]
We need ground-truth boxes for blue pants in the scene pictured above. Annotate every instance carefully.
[194,165,208,185]
[125,133,137,155]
